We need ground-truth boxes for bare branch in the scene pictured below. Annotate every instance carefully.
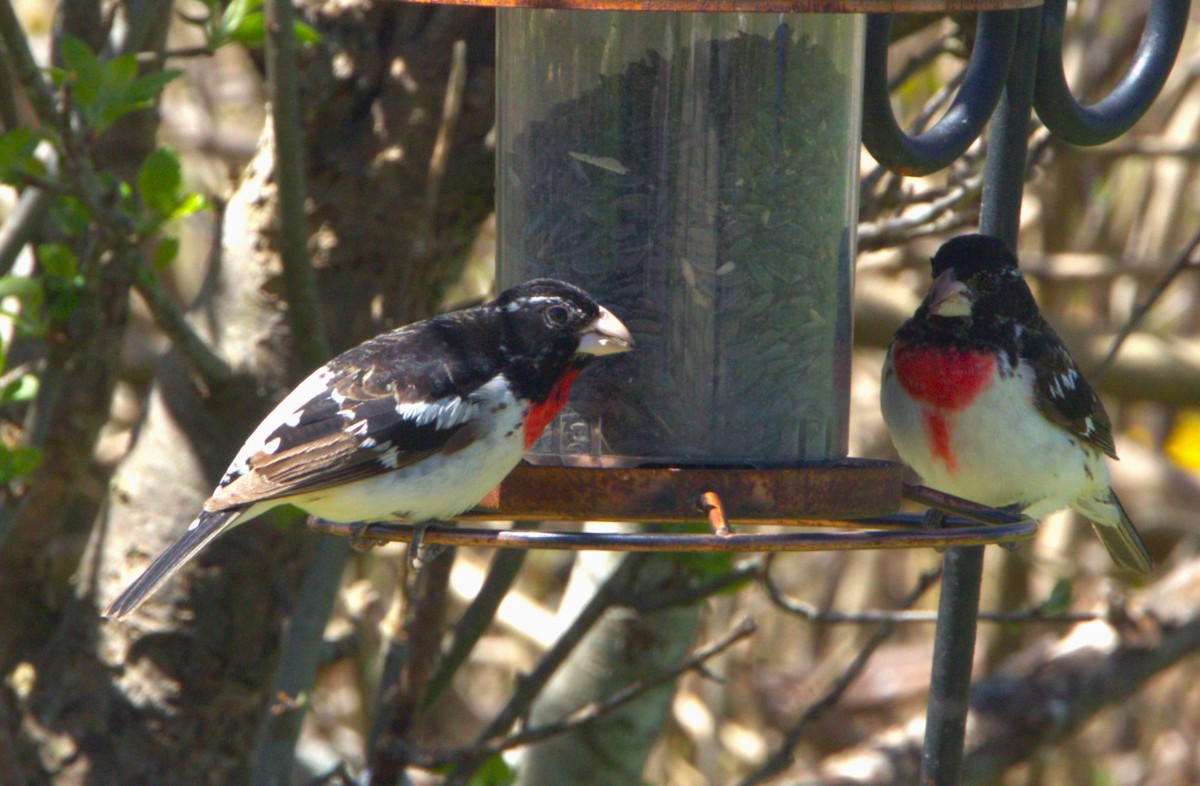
[401,617,757,769]
[762,560,1095,625]
[1093,222,1200,379]
[425,39,467,220]
[734,566,943,786]
[441,554,648,786]
[133,266,235,386]
[371,547,457,786]
[797,560,1200,786]
[0,0,60,126]
[424,525,537,708]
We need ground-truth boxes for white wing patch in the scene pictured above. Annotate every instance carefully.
[218,365,336,486]
[394,395,477,431]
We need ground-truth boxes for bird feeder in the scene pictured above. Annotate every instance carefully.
[380,0,1046,527]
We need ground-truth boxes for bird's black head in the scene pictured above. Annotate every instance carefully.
[493,278,633,402]
[922,234,1039,323]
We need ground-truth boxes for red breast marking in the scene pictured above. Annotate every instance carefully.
[923,412,956,473]
[892,342,996,474]
[891,342,996,411]
[523,368,580,449]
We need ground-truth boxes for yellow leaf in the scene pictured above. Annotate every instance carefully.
[1165,410,1200,471]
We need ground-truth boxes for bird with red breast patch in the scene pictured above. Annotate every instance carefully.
[881,234,1152,575]
[105,278,634,620]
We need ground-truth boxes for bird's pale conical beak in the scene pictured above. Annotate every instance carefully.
[577,306,634,356]
[928,268,975,317]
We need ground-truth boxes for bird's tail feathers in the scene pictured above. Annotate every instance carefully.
[1074,490,1153,576]
[103,508,243,621]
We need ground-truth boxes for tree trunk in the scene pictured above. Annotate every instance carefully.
[9,5,495,783]
[514,529,701,786]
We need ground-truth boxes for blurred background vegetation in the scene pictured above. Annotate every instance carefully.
[0,1,1198,784]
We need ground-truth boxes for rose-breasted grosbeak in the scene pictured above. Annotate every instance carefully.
[104,279,634,620]
[880,234,1152,575]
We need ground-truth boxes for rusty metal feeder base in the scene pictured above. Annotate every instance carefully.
[310,460,1037,553]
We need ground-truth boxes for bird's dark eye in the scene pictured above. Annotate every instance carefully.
[544,304,571,326]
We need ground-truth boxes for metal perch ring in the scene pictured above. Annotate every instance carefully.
[311,483,1037,553]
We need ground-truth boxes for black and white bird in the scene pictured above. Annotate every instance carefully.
[104,279,634,620]
[880,234,1152,575]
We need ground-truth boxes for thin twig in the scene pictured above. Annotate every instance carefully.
[371,547,457,786]
[0,181,54,277]
[888,38,965,92]
[248,0,342,781]
[424,527,537,709]
[0,0,60,127]
[265,0,329,368]
[762,563,1095,625]
[425,39,467,220]
[402,617,757,769]
[0,47,19,132]
[860,172,984,250]
[133,265,234,386]
[1093,223,1200,379]
[442,554,647,786]
[135,46,214,64]
[735,564,943,786]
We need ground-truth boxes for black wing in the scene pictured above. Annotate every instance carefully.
[1020,322,1117,459]
[206,315,503,510]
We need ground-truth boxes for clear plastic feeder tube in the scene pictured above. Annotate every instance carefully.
[497,9,864,467]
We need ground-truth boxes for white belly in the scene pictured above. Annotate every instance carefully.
[275,390,527,524]
[881,356,1103,511]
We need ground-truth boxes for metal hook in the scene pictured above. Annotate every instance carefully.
[1033,0,1190,146]
[862,10,1020,176]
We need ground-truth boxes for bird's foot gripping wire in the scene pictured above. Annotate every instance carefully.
[408,521,447,570]
[921,508,949,553]
[349,520,387,552]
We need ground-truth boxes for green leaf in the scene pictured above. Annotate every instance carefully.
[37,243,77,279]
[1038,577,1074,615]
[0,128,36,184]
[137,148,183,216]
[52,196,90,237]
[0,276,42,301]
[0,444,41,484]
[46,285,79,322]
[124,69,183,107]
[92,54,138,131]
[227,12,265,47]
[225,9,319,48]
[218,0,261,44]
[170,192,210,220]
[0,374,38,406]
[293,20,320,46]
[60,36,103,108]
[468,755,516,786]
[152,235,180,270]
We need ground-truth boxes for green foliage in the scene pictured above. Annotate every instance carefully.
[466,755,517,786]
[0,37,208,491]
[37,243,77,280]
[0,128,42,185]
[137,148,210,224]
[1037,577,1074,616]
[0,375,38,407]
[0,275,46,336]
[188,0,320,51]
[657,523,738,582]
[57,36,182,135]
[0,444,41,485]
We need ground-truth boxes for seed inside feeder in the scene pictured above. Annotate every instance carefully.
[497,12,863,467]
